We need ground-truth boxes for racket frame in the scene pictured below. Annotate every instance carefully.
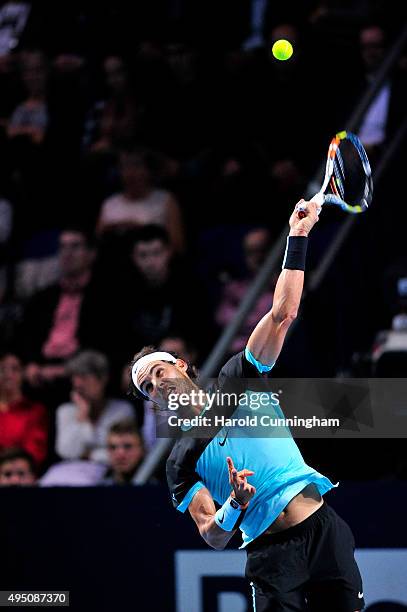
[298,130,373,217]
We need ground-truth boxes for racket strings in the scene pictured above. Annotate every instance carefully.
[327,134,373,212]
[332,148,346,199]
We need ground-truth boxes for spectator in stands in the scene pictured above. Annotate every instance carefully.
[119,224,181,349]
[0,447,36,485]
[101,419,145,485]
[112,225,210,365]
[357,24,407,155]
[19,227,107,389]
[7,50,48,145]
[97,147,184,253]
[215,227,275,354]
[159,335,198,365]
[83,56,143,154]
[0,352,48,467]
[55,351,134,463]
[5,49,50,226]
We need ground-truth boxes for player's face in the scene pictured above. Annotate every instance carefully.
[138,360,191,411]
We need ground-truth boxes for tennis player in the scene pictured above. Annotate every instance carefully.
[130,200,364,612]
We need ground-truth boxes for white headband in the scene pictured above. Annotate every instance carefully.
[131,351,177,394]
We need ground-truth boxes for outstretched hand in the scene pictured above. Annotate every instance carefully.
[226,456,256,506]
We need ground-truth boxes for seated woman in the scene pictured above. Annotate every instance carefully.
[55,350,134,463]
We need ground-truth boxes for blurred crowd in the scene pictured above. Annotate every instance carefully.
[0,0,406,484]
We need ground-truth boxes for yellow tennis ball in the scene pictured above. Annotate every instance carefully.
[272,39,294,61]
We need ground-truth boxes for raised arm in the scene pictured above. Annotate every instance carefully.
[188,458,255,550]
[246,200,320,368]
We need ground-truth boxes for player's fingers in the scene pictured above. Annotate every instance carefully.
[227,461,239,487]
[291,199,304,216]
[231,471,239,488]
[295,201,308,216]
[238,469,254,477]
[308,200,321,215]
[226,456,235,472]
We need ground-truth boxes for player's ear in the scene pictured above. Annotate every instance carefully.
[175,358,188,373]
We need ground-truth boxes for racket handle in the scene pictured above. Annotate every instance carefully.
[297,193,324,219]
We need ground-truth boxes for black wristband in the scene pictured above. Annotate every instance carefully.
[282,236,308,270]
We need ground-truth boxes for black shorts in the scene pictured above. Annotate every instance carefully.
[245,503,364,612]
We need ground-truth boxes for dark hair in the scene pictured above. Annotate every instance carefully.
[159,332,197,354]
[128,345,198,399]
[66,350,109,380]
[108,419,142,438]
[130,224,170,249]
[0,447,36,473]
[60,225,96,249]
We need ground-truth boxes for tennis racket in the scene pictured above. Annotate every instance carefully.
[298,130,373,218]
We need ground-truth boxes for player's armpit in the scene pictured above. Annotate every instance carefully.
[188,487,237,550]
